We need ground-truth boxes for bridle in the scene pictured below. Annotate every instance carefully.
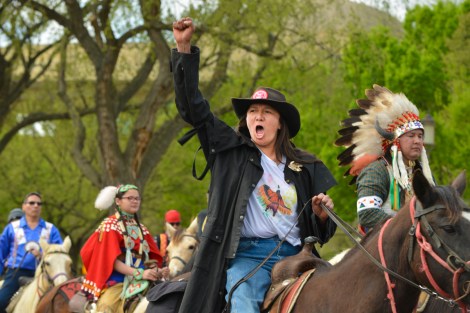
[169,234,199,273]
[406,196,470,312]
[37,249,71,297]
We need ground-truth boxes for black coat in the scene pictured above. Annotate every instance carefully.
[171,47,337,313]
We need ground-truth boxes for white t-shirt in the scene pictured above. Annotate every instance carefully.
[241,151,300,246]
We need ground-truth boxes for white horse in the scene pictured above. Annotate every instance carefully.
[7,236,73,313]
[166,217,199,278]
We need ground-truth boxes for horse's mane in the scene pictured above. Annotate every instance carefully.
[432,185,466,224]
[170,228,187,245]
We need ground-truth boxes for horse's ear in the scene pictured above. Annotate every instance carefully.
[39,238,49,253]
[413,170,434,203]
[451,170,466,196]
[62,236,72,253]
[187,217,198,236]
[166,222,176,239]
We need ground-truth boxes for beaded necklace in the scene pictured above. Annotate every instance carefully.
[116,210,150,298]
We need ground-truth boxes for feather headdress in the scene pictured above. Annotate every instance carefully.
[335,84,433,188]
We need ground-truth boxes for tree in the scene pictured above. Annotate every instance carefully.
[0,0,345,266]
[12,0,334,192]
[0,1,66,152]
[342,0,465,112]
[432,8,470,188]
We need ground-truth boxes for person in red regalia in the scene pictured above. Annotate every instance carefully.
[79,184,166,312]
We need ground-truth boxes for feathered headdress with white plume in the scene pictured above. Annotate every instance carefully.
[335,84,433,188]
[94,186,118,210]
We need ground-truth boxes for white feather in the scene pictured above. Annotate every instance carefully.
[396,150,409,189]
[420,147,435,186]
[94,186,118,210]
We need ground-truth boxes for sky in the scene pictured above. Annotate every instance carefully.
[350,0,439,20]
[11,0,447,46]
[172,0,440,21]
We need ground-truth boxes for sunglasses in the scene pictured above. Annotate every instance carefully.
[26,201,43,206]
[170,222,181,226]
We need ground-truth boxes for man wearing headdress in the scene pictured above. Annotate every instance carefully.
[335,84,434,233]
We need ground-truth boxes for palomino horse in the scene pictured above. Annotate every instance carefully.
[166,217,200,278]
[7,236,73,313]
[133,217,201,313]
[265,170,470,313]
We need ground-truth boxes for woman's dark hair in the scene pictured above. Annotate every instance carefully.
[237,116,317,164]
[115,190,126,200]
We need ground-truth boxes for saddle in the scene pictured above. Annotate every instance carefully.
[18,276,33,286]
[146,272,191,313]
[261,236,331,313]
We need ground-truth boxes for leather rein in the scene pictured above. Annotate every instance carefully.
[321,199,470,312]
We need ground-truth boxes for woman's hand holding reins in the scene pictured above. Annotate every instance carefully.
[312,193,334,223]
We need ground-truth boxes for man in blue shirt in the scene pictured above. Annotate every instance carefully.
[0,192,63,312]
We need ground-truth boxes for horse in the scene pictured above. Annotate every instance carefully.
[265,170,470,313]
[133,217,201,313]
[326,247,463,313]
[7,236,73,313]
[166,217,200,278]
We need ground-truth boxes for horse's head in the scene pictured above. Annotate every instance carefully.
[411,170,470,307]
[167,218,200,278]
[37,236,73,287]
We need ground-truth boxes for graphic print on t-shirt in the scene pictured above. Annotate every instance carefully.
[257,184,292,217]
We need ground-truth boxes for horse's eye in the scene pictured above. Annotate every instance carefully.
[44,261,51,266]
[188,245,195,250]
[440,225,456,234]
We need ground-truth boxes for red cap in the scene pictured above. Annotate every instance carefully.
[165,210,181,223]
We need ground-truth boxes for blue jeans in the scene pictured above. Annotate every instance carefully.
[225,237,301,313]
[0,268,35,313]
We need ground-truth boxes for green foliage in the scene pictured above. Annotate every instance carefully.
[343,26,398,97]
[343,1,466,112]
[1,0,469,269]
[430,8,470,197]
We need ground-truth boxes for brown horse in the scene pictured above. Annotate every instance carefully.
[35,277,82,313]
[271,170,469,313]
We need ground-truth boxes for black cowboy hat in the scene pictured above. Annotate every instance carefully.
[232,87,300,138]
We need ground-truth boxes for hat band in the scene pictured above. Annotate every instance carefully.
[394,120,423,138]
